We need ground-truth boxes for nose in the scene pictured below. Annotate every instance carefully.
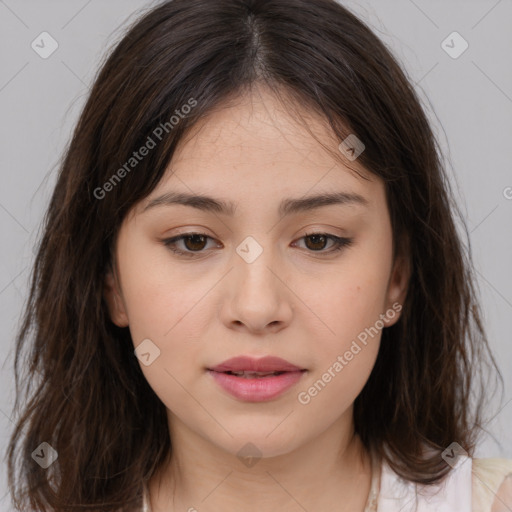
[219,242,293,334]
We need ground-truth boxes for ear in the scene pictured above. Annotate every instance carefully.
[103,268,129,327]
[383,248,410,328]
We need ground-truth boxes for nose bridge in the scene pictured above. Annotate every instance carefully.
[234,234,279,295]
[224,234,292,332]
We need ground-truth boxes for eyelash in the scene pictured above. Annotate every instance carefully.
[161,232,353,258]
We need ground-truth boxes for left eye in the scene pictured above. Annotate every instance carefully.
[161,232,352,257]
[294,232,353,253]
[162,233,217,256]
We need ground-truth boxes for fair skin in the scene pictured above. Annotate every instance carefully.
[104,85,409,512]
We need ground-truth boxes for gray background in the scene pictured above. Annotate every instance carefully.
[1,0,511,508]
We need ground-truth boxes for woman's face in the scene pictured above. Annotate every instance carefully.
[104,86,408,459]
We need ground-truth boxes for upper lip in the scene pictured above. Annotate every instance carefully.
[208,356,304,373]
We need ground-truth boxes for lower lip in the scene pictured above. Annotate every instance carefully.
[208,370,305,402]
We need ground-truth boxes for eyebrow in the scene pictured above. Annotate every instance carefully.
[142,190,368,217]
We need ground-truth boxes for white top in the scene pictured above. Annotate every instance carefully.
[141,455,512,511]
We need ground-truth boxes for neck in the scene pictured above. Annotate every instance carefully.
[148,410,373,512]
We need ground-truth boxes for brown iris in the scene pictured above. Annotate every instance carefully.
[304,234,328,251]
[182,234,208,251]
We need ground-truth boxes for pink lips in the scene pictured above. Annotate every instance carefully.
[207,356,306,402]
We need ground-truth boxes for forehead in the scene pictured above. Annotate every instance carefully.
[175,87,365,171]
[140,86,382,215]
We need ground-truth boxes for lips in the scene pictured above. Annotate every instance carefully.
[222,370,283,378]
[207,356,306,402]
[209,355,304,373]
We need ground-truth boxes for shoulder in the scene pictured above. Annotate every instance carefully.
[472,458,512,512]
[377,455,512,512]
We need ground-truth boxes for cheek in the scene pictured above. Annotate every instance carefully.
[301,258,392,352]
[118,238,211,344]
[293,238,392,402]
[296,342,378,425]
[123,270,210,415]
[124,272,210,372]
[337,232,394,332]
[295,273,387,415]
[303,240,393,411]
[309,282,383,390]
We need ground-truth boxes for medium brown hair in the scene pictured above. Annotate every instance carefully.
[7,0,502,510]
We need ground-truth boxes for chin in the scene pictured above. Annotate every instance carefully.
[211,425,306,460]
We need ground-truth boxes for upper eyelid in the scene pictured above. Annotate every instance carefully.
[164,231,343,243]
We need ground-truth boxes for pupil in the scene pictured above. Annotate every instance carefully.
[306,234,326,251]
[185,235,206,251]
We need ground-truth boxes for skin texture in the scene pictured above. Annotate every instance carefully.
[104,85,409,512]
[491,474,512,512]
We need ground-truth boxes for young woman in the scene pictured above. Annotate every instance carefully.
[7,0,512,511]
